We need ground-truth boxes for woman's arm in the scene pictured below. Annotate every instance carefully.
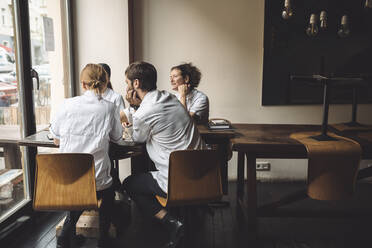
[110,106,124,143]
[178,84,190,110]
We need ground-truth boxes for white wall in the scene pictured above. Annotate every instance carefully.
[73,0,129,95]
[132,0,372,181]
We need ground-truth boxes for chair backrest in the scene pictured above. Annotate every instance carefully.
[166,149,223,206]
[34,153,98,211]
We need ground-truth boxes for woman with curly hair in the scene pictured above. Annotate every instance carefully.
[170,63,209,124]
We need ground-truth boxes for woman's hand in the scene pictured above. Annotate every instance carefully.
[126,89,141,106]
[178,84,190,98]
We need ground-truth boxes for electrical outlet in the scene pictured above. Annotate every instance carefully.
[256,161,270,171]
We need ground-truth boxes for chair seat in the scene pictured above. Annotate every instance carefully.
[34,153,98,211]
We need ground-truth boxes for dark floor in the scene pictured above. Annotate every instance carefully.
[4,181,372,248]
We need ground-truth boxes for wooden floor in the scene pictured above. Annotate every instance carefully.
[3,181,372,248]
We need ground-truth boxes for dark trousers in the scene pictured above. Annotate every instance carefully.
[60,185,115,239]
[122,173,167,217]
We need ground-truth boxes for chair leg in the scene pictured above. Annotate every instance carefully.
[183,206,190,247]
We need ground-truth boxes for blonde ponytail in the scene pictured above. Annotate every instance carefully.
[80,64,108,95]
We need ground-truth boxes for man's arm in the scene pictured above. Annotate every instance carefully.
[132,116,150,143]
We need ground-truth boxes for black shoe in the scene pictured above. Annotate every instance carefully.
[73,234,86,246]
[56,235,70,248]
[162,214,184,248]
[57,234,85,248]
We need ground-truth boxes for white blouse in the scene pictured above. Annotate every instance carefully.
[128,90,206,193]
[102,88,125,112]
[175,88,209,123]
[50,90,123,191]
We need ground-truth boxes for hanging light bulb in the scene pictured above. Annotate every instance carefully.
[282,0,294,20]
[320,11,328,30]
[365,0,372,8]
[338,15,351,38]
[306,14,319,37]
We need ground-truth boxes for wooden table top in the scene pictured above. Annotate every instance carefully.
[231,124,372,159]
[18,126,232,148]
[17,130,141,149]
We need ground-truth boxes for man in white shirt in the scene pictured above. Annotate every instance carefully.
[122,61,205,248]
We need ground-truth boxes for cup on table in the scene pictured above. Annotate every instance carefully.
[123,123,133,141]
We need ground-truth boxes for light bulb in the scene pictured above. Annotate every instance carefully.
[320,11,327,30]
[365,0,372,8]
[282,0,294,20]
[337,15,350,38]
[306,14,319,37]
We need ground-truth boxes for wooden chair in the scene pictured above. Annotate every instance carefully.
[34,153,98,211]
[155,149,223,208]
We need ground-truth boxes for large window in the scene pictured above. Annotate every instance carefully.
[0,0,73,223]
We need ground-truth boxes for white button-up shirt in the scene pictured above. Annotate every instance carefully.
[102,88,125,112]
[50,90,123,191]
[129,90,206,193]
[175,89,209,123]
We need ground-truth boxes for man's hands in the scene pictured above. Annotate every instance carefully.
[178,84,190,98]
[126,89,141,107]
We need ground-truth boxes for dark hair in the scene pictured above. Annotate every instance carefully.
[99,63,113,89]
[125,61,157,91]
[171,63,201,89]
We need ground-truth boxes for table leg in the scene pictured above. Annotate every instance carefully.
[217,141,229,195]
[237,151,245,200]
[245,153,257,231]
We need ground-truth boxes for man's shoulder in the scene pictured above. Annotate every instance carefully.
[142,90,177,105]
[135,90,179,117]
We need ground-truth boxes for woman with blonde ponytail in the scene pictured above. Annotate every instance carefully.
[80,63,108,96]
[50,63,123,248]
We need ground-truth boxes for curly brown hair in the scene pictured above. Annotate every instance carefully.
[171,63,201,89]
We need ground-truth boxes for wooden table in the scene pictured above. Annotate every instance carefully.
[18,129,144,154]
[231,123,372,231]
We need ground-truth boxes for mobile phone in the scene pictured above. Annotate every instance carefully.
[46,133,53,140]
